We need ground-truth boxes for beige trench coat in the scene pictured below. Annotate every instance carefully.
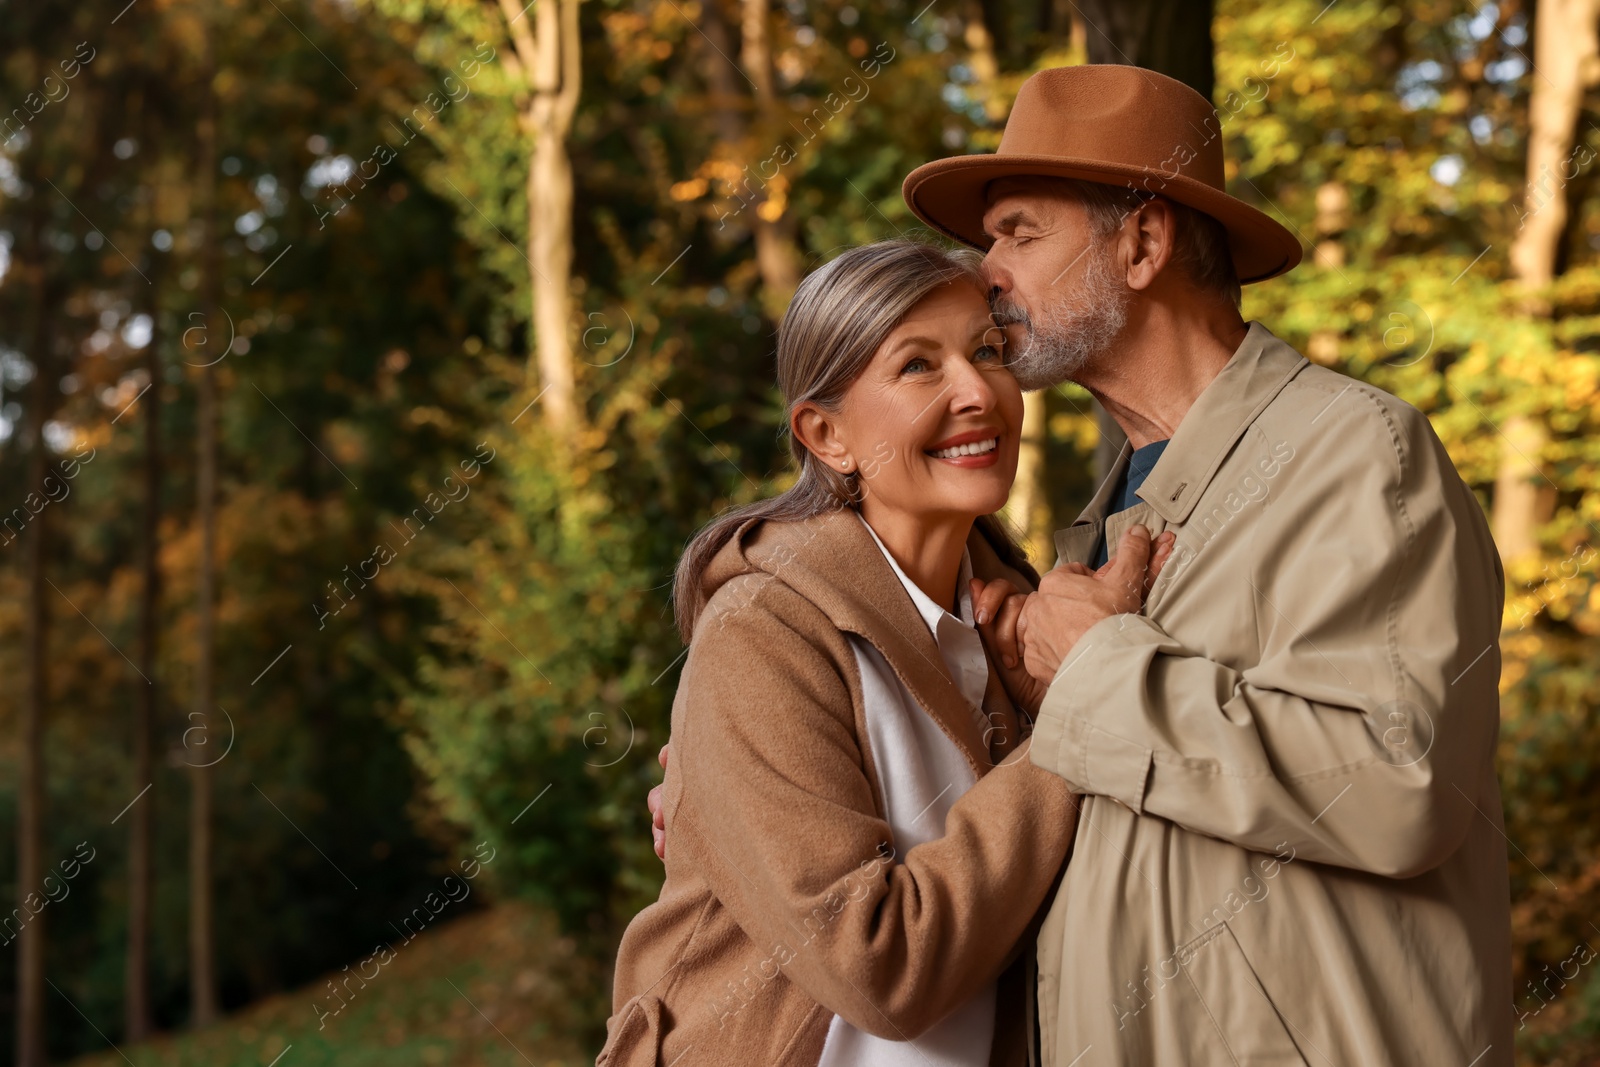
[1031,323,1513,1065]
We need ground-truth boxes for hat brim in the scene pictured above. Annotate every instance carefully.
[902,154,1303,284]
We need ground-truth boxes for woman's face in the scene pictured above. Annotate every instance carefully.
[802,281,1024,527]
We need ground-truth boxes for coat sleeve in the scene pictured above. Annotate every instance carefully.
[1029,391,1504,879]
[668,576,1078,1040]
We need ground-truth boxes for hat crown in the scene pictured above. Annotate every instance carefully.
[997,65,1227,193]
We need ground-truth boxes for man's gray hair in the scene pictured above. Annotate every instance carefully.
[1046,177,1243,308]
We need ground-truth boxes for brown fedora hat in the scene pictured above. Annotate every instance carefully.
[902,65,1303,284]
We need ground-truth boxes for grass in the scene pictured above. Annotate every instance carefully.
[66,903,602,1067]
[58,896,1600,1066]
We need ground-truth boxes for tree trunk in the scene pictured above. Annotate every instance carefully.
[742,0,801,317]
[191,371,218,1031]
[127,281,164,1043]
[500,0,581,431]
[1511,0,1600,291]
[1499,0,1600,563]
[1077,0,1214,94]
[964,0,1009,123]
[698,0,801,319]
[16,268,60,1067]
[1493,415,1554,564]
[1009,391,1052,556]
[18,431,49,1067]
[190,14,220,1027]
[1080,0,1215,482]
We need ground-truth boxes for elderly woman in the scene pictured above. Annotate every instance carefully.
[598,241,1162,1067]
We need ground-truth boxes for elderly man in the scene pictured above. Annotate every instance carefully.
[903,65,1512,1064]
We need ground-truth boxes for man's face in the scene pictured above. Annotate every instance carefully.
[980,182,1133,391]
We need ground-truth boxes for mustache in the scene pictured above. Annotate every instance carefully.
[989,299,1030,329]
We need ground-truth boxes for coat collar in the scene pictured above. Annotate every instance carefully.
[1055,440,1133,566]
[1057,321,1309,558]
[1135,322,1309,524]
[706,507,1011,776]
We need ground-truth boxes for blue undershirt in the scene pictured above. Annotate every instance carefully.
[1090,439,1170,569]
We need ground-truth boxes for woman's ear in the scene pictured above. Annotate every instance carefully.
[792,402,853,472]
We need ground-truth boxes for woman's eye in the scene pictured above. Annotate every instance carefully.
[973,344,1002,363]
[901,358,929,375]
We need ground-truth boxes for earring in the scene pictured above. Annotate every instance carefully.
[840,459,854,472]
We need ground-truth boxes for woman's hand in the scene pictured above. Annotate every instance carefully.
[973,579,1048,715]
[649,744,668,861]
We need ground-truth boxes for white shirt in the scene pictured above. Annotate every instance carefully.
[816,516,997,1067]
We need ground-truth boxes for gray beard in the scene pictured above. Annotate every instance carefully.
[993,240,1131,391]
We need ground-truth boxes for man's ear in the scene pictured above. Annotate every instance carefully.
[1125,198,1177,292]
[792,402,851,470]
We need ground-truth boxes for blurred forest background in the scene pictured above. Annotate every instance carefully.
[1,0,1598,1063]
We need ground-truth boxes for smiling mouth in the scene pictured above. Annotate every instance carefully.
[927,437,999,460]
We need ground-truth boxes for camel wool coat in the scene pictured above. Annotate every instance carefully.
[598,508,1078,1067]
[1031,323,1513,1065]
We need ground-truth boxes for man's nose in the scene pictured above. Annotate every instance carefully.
[981,253,1010,298]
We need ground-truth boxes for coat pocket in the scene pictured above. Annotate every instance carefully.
[596,994,668,1067]
[1176,921,1309,1066]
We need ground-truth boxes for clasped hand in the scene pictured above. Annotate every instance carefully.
[971,525,1174,716]
[647,525,1174,861]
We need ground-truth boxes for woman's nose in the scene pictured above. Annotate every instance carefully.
[948,357,994,414]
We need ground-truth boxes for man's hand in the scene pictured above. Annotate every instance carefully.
[649,743,668,861]
[1018,525,1169,683]
[973,527,1173,712]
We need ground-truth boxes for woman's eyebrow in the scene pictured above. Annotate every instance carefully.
[891,335,942,354]
[891,324,996,354]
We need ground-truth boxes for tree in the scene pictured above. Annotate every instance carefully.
[15,233,62,1067]
[7,15,96,1059]
[1498,0,1600,563]
[696,0,802,319]
[495,0,582,432]
[126,264,164,1043]
[189,0,222,1026]
[1077,0,1214,95]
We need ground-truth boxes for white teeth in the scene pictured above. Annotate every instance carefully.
[929,437,998,460]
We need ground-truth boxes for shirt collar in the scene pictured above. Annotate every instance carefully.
[1132,321,1309,525]
[859,516,990,715]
